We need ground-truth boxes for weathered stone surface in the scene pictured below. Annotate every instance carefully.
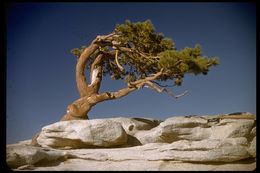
[6,144,67,168]
[248,137,256,157]
[209,119,255,139]
[157,139,250,162]
[7,142,255,171]
[36,119,127,148]
[134,116,210,144]
[6,114,256,171]
[36,159,256,171]
[107,117,161,146]
[108,117,161,135]
[134,116,255,145]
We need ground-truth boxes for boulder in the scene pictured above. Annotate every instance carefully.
[36,119,127,149]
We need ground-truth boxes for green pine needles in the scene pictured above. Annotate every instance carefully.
[71,20,219,87]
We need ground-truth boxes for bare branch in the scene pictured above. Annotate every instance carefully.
[174,90,189,98]
[129,69,164,86]
[144,81,165,92]
[93,32,116,43]
[151,81,175,87]
[144,81,188,99]
[135,49,159,61]
[115,49,124,71]
[116,46,158,63]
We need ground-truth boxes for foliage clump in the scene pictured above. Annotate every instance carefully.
[71,20,219,86]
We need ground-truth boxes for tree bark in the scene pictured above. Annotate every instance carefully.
[60,70,164,121]
[88,54,104,93]
[60,96,96,120]
[59,87,137,121]
[76,43,99,97]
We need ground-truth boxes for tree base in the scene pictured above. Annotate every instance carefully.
[60,113,89,121]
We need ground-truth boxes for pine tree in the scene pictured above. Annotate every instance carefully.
[60,20,219,121]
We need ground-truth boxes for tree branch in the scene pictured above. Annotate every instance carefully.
[151,81,175,87]
[92,32,120,46]
[115,49,124,71]
[89,70,164,104]
[174,90,189,98]
[97,87,137,102]
[116,46,159,63]
[76,43,99,97]
[144,81,188,99]
[129,69,164,86]
[89,54,104,94]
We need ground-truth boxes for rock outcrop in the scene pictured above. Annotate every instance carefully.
[135,115,255,144]
[36,119,127,149]
[6,113,256,171]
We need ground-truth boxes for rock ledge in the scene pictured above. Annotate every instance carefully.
[6,114,256,171]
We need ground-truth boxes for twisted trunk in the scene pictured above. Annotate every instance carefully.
[60,67,164,121]
[76,43,99,97]
[60,34,167,121]
[61,48,104,120]
[60,87,138,121]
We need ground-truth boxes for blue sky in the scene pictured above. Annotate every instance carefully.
[6,3,256,144]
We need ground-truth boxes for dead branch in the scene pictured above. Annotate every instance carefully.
[151,81,175,87]
[144,80,188,99]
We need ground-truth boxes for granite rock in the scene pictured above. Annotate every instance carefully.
[6,113,256,171]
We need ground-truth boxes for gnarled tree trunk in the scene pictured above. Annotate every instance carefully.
[59,34,177,121]
[58,35,133,121]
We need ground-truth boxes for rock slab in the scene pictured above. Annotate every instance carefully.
[6,114,256,171]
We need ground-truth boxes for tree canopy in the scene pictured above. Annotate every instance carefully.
[71,20,219,89]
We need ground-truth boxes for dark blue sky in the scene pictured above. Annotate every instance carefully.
[6,3,256,144]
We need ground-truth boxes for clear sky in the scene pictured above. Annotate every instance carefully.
[6,2,256,144]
